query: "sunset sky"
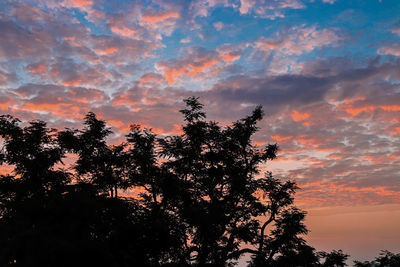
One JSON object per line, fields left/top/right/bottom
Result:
{"left": 1, "top": 0, "right": 400, "bottom": 263}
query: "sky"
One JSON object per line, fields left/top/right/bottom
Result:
{"left": 0, "top": 0, "right": 400, "bottom": 263}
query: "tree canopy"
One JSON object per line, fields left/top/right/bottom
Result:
{"left": 0, "top": 97, "right": 394, "bottom": 266}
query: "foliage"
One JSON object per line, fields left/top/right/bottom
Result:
{"left": 354, "top": 250, "right": 400, "bottom": 267}
{"left": 319, "top": 249, "right": 349, "bottom": 267}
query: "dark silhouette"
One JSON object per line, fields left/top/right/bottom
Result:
{"left": 318, "top": 250, "right": 349, "bottom": 267}
{"left": 58, "top": 112, "right": 129, "bottom": 198}
{"left": 0, "top": 97, "right": 395, "bottom": 266}
{"left": 354, "top": 250, "right": 400, "bottom": 267}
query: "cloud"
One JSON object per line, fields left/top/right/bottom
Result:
{"left": 180, "top": 37, "right": 192, "bottom": 44}
{"left": 391, "top": 26, "right": 400, "bottom": 36}
{"left": 26, "top": 58, "right": 116, "bottom": 88}
{"left": 254, "top": 25, "right": 342, "bottom": 55}
{"left": 291, "top": 110, "right": 310, "bottom": 121}
{"left": 0, "top": 2, "right": 163, "bottom": 93}
{"left": 0, "top": 69, "right": 17, "bottom": 86}
{"left": 239, "top": 0, "right": 305, "bottom": 19}
{"left": 2, "top": 57, "right": 400, "bottom": 208}
{"left": 156, "top": 46, "right": 242, "bottom": 83}
{"left": 213, "top": 21, "right": 225, "bottom": 31}
{"left": 250, "top": 25, "right": 343, "bottom": 73}
{"left": 202, "top": 58, "right": 400, "bottom": 206}
{"left": 60, "top": 0, "right": 105, "bottom": 22}
{"left": 2, "top": 84, "right": 108, "bottom": 121}
{"left": 1, "top": 0, "right": 400, "bottom": 210}
{"left": 142, "top": 10, "right": 180, "bottom": 23}
{"left": 186, "top": 0, "right": 305, "bottom": 21}
{"left": 378, "top": 43, "right": 400, "bottom": 57}
{"left": 322, "top": 0, "right": 336, "bottom": 4}
{"left": 61, "top": 0, "right": 93, "bottom": 11}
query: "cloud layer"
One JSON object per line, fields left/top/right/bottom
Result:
{"left": 1, "top": 0, "right": 400, "bottom": 212}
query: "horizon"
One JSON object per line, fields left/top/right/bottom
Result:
{"left": 1, "top": 0, "right": 400, "bottom": 265}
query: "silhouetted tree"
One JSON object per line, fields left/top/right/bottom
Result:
{"left": 272, "top": 244, "right": 319, "bottom": 267}
{"left": 0, "top": 115, "right": 162, "bottom": 267}
{"left": 58, "top": 112, "right": 128, "bottom": 197}
{"left": 0, "top": 115, "right": 127, "bottom": 266}
{"left": 319, "top": 249, "right": 349, "bottom": 267}
{"left": 125, "top": 124, "right": 188, "bottom": 265}
{"left": 0, "top": 98, "right": 328, "bottom": 266}
{"left": 158, "top": 97, "right": 310, "bottom": 266}
{"left": 353, "top": 260, "right": 374, "bottom": 267}
{"left": 0, "top": 115, "right": 69, "bottom": 198}
{"left": 354, "top": 250, "right": 400, "bottom": 267}
{"left": 375, "top": 250, "right": 400, "bottom": 267}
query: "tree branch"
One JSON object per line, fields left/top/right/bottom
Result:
{"left": 227, "top": 248, "right": 258, "bottom": 260}
{"left": 258, "top": 208, "right": 276, "bottom": 253}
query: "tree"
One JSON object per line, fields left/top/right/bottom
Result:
{"left": 0, "top": 115, "right": 157, "bottom": 266}
{"left": 272, "top": 244, "right": 319, "bottom": 267}
{"left": 0, "top": 115, "right": 69, "bottom": 199}
{"left": 354, "top": 250, "right": 400, "bottom": 267}
{"left": 353, "top": 260, "right": 374, "bottom": 267}
{"left": 58, "top": 112, "right": 129, "bottom": 197}
{"left": 159, "top": 97, "right": 308, "bottom": 265}
{"left": 125, "top": 124, "right": 188, "bottom": 265}
{"left": 0, "top": 97, "right": 320, "bottom": 266}
{"left": 319, "top": 249, "right": 349, "bottom": 267}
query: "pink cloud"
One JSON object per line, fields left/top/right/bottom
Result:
{"left": 291, "top": 110, "right": 310, "bottom": 122}
{"left": 60, "top": 0, "right": 105, "bottom": 22}
{"left": 322, "top": 0, "right": 336, "bottom": 4}
{"left": 391, "top": 26, "right": 400, "bottom": 36}
{"left": 156, "top": 46, "right": 242, "bottom": 83}
{"left": 142, "top": 10, "right": 180, "bottom": 23}
{"left": 378, "top": 43, "right": 400, "bottom": 56}
{"left": 26, "top": 58, "right": 116, "bottom": 88}
{"left": 61, "top": 0, "right": 93, "bottom": 10}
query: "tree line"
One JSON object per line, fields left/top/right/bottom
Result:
{"left": 0, "top": 97, "right": 398, "bottom": 266}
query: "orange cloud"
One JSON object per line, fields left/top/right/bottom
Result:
{"left": 94, "top": 46, "right": 118, "bottom": 55}
{"left": 71, "top": 0, "right": 92, "bottom": 6}
{"left": 271, "top": 134, "right": 293, "bottom": 143}
{"left": 156, "top": 46, "right": 241, "bottom": 84}
{"left": 392, "top": 127, "right": 400, "bottom": 134}
{"left": 18, "top": 102, "right": 86, "bottom": 119}
{"left": 110, "top": 25, "right": 138, "bottom": 38}
{"left": 61, "top": 78, "right": 84, "bottom": 87}
{"left": 61, "top": 0, "right": 93, "bottom": 12}
{"left": 112, "top": 94, "right": 140, "bottom": 107}
{"left": 27, "top": 63, "right": 48, "bottom": 75}
{"left": 220, "top": 52, "right": 241, "bottom": 62}
{"left": 142, "top": 11, "right": 179, "bottom": 23}
{"left": 255, "top": 39, "right": 282, "bottom": 51}
{"left": 344, "top": 105, "right": 400, "bottom": 116}
{"left": 138, "top": 73, "right": 165, "bottom": 86}
{"left": 291, "top": 110, "right": 310, "bottom": 121}
{"left": 157, "top": 58, "right": 220, "bottom": 84}
{"left": 0, "top": 100, "right": 15, "bottom": 111}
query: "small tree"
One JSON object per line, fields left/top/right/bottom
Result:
{"left": 375, "top": 250, "right": 400, "bottom": 267}
{"left": 320, "top": 249, "right": 349, "bottom": 267}
{"left": 354, "top": 250, "right": 400, "bottom": 267}
{"left": 0, "top": 115, "right": 69, "bottom": 199}
{"left": 58, "top": 112, "right": 128, "bottom": 197}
